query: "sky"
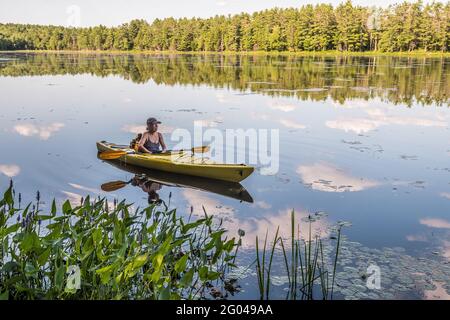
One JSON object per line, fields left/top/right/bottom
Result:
{"left": 0, "top": 0, "right": 433, "bottom": 27}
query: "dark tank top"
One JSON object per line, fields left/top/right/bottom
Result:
{"left": 144, "top": 133, "right": 161, "bottom": 153}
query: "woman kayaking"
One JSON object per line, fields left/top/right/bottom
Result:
{"left": 138, "top": 117, "right": 167, "bottom": 154}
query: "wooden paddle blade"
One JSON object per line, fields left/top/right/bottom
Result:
{"left": 191, "top": 145, "right": 210, "bottom": 153}
{"left": 101, "top": 180, "right": 128, "bottom": 192}
{"left": 98, "top": 151, "right": 127, "bottom": 160}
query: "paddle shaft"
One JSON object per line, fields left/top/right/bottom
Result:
{"left": 99, "top": 146, "right": 210, "bottom": 160}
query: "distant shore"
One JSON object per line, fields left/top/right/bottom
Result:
{"left": 1, "top": 50, "right": 449, "bottom": 58}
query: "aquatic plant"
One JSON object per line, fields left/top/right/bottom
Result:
{"left": 0, "top": 183, "right": 239, "bottom": 300}
{"left": 255, "top": 210, "right": 347, "bottom": 300}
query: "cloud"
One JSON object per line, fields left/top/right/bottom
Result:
{"left": 182, "top": 189, "right": 235, "bottom": 216}
{"left": 270, "top": 104, "right": 296, "bottom": 112}
{"left": 250, "top": 112, "right": 270, "bottom": 121}
{"left": 419, "top": 218, "right": 450, "bottom": 229}
{"left": 121, "top": 124, "right": 174, "bottom": 134}
{"left": 13, "top": 122, "right": 65, "bottom": 140}
{"left": 279, "top": 119, "right": 306, "bottom": 129}
{"left": 253, "top": 201, "right": 272, "bottom": 210}
{"left": 424, "top": 281, "right": 450, "bottom": 300}
{"left": 216, "top": 93, "right": 229, "bottom": 103}
{"left": 68, "top": 183, "right": 102, "bottom": 194}
{"left": 442, "top": 240, "right": 450, "bottom": 260}
{"left": 440, "top": 192, "right": 450, "bottom": 200}
{"left": 0, "top": 164, "right": 21, "bottom": 177}
{"left": 61, "top": 191, "right": 84, "bottom": 206}
{"left": 297, "top": 162, "right": 380, "bottom": 192}
{"left": 194, "top": 117, "right": 223, "bottom": 128}
{"left": 121, "top": 124, "right": 146, "bottom": 135}
{"left": 406, "top": 234, "right": 428, "bottom": 242}
{"left": 61, "top": 190, "right": 116, "bottom": 210}
{"left": 325, "top": 118, "right": 381, "bottom": 134}
{"left": 326, "top": 109, "right": 447, "bottom": 134}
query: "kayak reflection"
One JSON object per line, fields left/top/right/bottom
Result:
{"left": 100, "top": 159, "right": 254, "bottom": 203}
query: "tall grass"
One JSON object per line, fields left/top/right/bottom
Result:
{"left": 255, "top": 210, "right": 346, "bottom": 300}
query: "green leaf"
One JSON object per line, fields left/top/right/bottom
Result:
{"left": 55, "top": 265, "right": 66, "bottom": 290}
{"left": 223, "top": 238, "right": 235, "bottom": 252}
{"left": 2, "top": 223, "right": 19, "bottom": 237}
{"left": 25, "top": 262, "right": 38, "bottom": 277}
{"left": 158, "top": 285, "right": 171, "bottom": 300}
{"left": 199, "top": 266, "right": 208, "bottom": 281}
{"left": 153, "top": 253, "right": 164, "bottom": 270}
{"left": 159, "top": 235, "right": 173, "bottom": 255}
{"left": 51, "top": 199, "right": 57, "bottom": 216}
{"left": 133, "top": 254, "right": 148, "bottom": 269}
{"left": 62, "top": 200, "right": 72, "bottom": 214}
{"left": 180, "top": 268, "right": 194, "bottom": 288}
{"left": 0, "top": 290, "right": 8, "bottom": 300}
{"left": 36, "top": 215, "right": 53, "bottom": 221}
{"left": 96, "top": 265, "right": 114, "bottom": 285}
{"left": 2, "top": 261, "right": 18, "bottom": 273}
{"left": 174, "top": 254, "right": 188, "bottom": 274}
{"left": 82, "top": 236, "right": 94, "bottom": 254}
{"left": 92, "top": 228, "right": 102, "bottom": 246}
{"left": 38, "top": 247, "right": 52, "bottom": 266}
{"left": 2, "top": 235, "right": 8, "bottom": 257}
{"left": 20, "top": 232, "right": 40, "bottom": 253}
{"left": 181, "top": 221, "right": 202, "bottom": 234}
{"left": 3, "top": 187, "right": 13, "bottom": 206}
{"left": 150, "top": 269, "right": 162, "bottom": 283}
{"left": 207, "top": 271, "right": 220, "bottom": 281}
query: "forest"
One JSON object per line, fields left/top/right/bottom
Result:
{"left": 0, "top": 1, "right": 449, "bottom": 52}
{"left": 1, "top": 53, "right": 447, "bottom": 106}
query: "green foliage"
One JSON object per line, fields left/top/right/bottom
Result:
{"left": 0, "top": 1, "right": 447, "bottom": 53}
{"left": 0, "top": 185, "right": 239, "bottom": 300}
{"left": 0, "top": 53, "right": 447, "bottom": 107}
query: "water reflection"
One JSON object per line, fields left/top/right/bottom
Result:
{"left": 297, "top": 162, "right": 380, "bottom": 192}
{"left": 0, "top": 53, "right": 448, "bottom": 106}
{"left": 420, "top": 218, "right": 450, "bottom": 229}
{"left": 100, "top": 159, "right": 254, "bottom": 203}
{"left": 326, "top": 109, "right": 448, "bottom": 134}
{"left": 182, "top": 188, "right": 330, "bottom": 249}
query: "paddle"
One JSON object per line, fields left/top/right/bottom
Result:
{"left": 101, "top": 179, "right": 132, "bottom": 192}
{"left": 98, "top": 145, "right": 210, "bottom": 161}
{"left": 98, "top": 151, "right": 128, "bottom": 160}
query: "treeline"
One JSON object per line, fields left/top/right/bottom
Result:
{"left": 0, "top": 1, "right": 449, "bottom": 52}
{"left": 0, "top": 53, "right": 448, "bottom": 106}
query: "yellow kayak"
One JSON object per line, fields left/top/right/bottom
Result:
{"left": 96, "top": 141, "right": 254, "bottom": 183}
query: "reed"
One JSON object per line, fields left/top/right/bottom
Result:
{"left": 255, "top": 210, "right": 347, "bottom": 300}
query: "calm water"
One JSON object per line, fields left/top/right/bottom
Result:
{"left": 0, "top": 53, "right": 449, "bottom": 299}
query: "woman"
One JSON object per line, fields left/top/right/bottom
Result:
{"left": 138, "top": 117, "right": 167, "bottom": 154}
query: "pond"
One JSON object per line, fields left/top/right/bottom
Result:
{"left": 0, "top": 52, "right": 449, "bottom": 299}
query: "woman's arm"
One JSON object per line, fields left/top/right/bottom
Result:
{"left": 159, "top": 133, "right": 167, "bottom": 152}
{"left": 138, "top": 133, "right": 151, "bottom": 153}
